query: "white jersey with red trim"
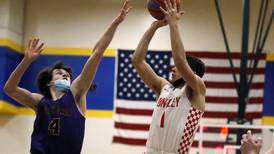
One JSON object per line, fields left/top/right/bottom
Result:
{"left": 145, "top": 84, "right": 204, "bottom": 154}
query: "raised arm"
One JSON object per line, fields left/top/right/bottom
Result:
{"left": 132, "top": 20, "right": 169, "bottom": 96}
{"left": 241, "top": 130, "right": 274, "bottom": 154}
{"left": 160, "top": 0, "right": 205, "bottom": 95}
{"left": 70, "top": 1, "right": 131, "bottom": 110}
{"left": 3, "top": 39, "right": 44, "bottom": 111}
{"left": 240, "top": 130, "right": 262, "bottom": 154}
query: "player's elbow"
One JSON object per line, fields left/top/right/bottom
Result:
{"left": 131, "top": 55, "right": 139, "bottom": 66}
{"left": 131, "top": 55, "right": 142, "bottom": 65}
{"left": 3, "top": 84, "right": 13, "bottom": 96}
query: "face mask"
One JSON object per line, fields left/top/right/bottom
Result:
{"left": 54, "top": 79, "right": 70, "bottom": 92}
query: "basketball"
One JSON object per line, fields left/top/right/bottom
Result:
{"left": 147, "top": 0, "right": 181, "bottom": 20}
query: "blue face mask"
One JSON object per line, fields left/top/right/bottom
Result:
{"left": 54, "top": 79, "right": 71, "bottom": 92}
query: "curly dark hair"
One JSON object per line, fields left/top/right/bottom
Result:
{"left": 186, "top": 55, "right": 205, "bottom": 78}
{"left": 36, "top": 61, "right": 72, "bottom": 99}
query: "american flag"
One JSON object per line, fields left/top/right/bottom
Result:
{"left": 113, "top": 50, "right": 265, "bottom": 153}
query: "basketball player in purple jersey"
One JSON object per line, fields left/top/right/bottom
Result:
{"left": 3, "top": 1, "right": 131, "bottom": 154}
{"left": 132, "top": 0, "right": 205, "bottom": 153}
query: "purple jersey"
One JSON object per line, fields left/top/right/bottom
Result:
{"left": 30, "top": 90, "right": 85, "bottom": 154}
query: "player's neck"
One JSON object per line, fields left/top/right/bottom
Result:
{"left": 50, "top": 88, "right": 66, "bottom": 101}
{"left": 171, "top": 78, "right": 185, "bottom": 89}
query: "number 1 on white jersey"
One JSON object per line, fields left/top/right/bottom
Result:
{"left": 160, "top": 111, "right": 165, "bottom": 128}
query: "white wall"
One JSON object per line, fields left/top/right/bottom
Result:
{"left": 0, "top": 116, "right": 35, "bottom": 154}
{"left": 23, "top": 0, "right": 274, "bottom": 51}
{"left": 0, "top": 116, "right": 145, "bottom": 154}
{"left": 0, "top": 0, "right": 9, "bottom": 29}
{"left": 0, "top": 0, "right": 24, "bottom": 43}
{"left": 1, "top": 0, "right": 274, "bottom": 154}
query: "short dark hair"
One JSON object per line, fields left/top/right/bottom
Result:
{"left": 36, "top": 61, "right": 72, "bottom": 99}
{"left": 186, "top": 55, "right": 205, "bottom": 78}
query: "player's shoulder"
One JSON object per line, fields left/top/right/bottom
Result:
{"left": 159, "top": 77, "right": 171, "bottom": 88}
{"left": 152, "top": 77, "right": 170, "bottom": 97}
{"left": 158, "top": 78, "right": 171, "bottom": 92}
{"left": 31, "top": 93, "right": 43, "bottom": 102}
{"left": 196, "top": 76, "right": 206, "bottom": 95}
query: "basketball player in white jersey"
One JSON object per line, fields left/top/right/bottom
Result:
{"left": 132, "top": 0, "right": 206, "bottom": 153}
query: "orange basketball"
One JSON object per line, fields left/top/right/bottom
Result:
{"left": 147, "top": 0, "right": 181, "bottom": 20}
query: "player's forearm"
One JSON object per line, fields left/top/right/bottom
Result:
{"left": 132, "top": 25, "right": 158, "bottom": 63}
{"left": 78, "top": 53, "right": 101, "bottom": 90}
{"left": 75, "top": 21, "right": 120, "bottom": 91}
{"left": 92, "top": 21, "right": 120, "bottom": 57}
{"left": 169, "top": 24, "right": 187, "bottom": 66}
{"left": 4, "top": 58, "right": 33, "bottom": 93}
{"left": 243, "top": 151, "right": 259, "bottom": 154}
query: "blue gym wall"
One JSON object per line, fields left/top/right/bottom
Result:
{"left": 1, "top": 41, "right": 274, "bottom": 123}
{"left": 263, "top": 56, "right": 274, "bottom": 123}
